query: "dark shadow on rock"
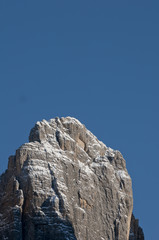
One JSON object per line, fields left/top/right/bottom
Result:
{"left": 22, "top": 196, "right": 77, "bottom": 240}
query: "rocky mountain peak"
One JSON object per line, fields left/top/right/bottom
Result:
{"left": 0, "top": 117, "right": 144, "bottom": 240}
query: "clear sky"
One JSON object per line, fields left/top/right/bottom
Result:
{"left": 0, "top": 1, "right": 158, "bottom": 238}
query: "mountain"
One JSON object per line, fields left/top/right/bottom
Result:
{"left": 0, "top": 117, "right": 144, "bottom": 240}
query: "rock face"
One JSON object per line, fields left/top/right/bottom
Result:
{"left": 0, "top": 117, "right": 144, "bottom": 240}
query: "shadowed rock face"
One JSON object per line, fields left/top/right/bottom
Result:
{"left": 0, "top": 117, "right": 144, "bottom": 240}
{"left": 129, "top": 214, "right": 144, "bottom": 240}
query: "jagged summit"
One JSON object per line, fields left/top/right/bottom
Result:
{"left": 0, "top": 117, "right": 144, "bottom": 240}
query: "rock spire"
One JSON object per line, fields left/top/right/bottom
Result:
{"left": 0, "top": 117, "right": 144, "bottom": 239}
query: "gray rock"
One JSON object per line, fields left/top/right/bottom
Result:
{"left": 0, "top": 117, "right": 144, "bottom": 239}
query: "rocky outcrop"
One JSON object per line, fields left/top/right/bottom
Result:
{"left": 129, "top": 214, "right": 144, "bottom": 240}
{"left": 0, "top": 117, "right": 144, "bottom": 239}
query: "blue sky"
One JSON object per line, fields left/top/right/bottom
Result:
{"left": 0, "top": 1, "right": 159, "bottom": 238}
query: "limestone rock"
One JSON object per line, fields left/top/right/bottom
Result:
{"left": 0, "top": 117, "right": 144, "bottom": 239}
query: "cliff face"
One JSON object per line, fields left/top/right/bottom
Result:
{"left": 0, "top": 117, "right": 144, "bottom": 240}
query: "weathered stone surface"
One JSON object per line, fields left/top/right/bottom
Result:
{"left": 0, "top": 117, "right": 144, "bottom": 239}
